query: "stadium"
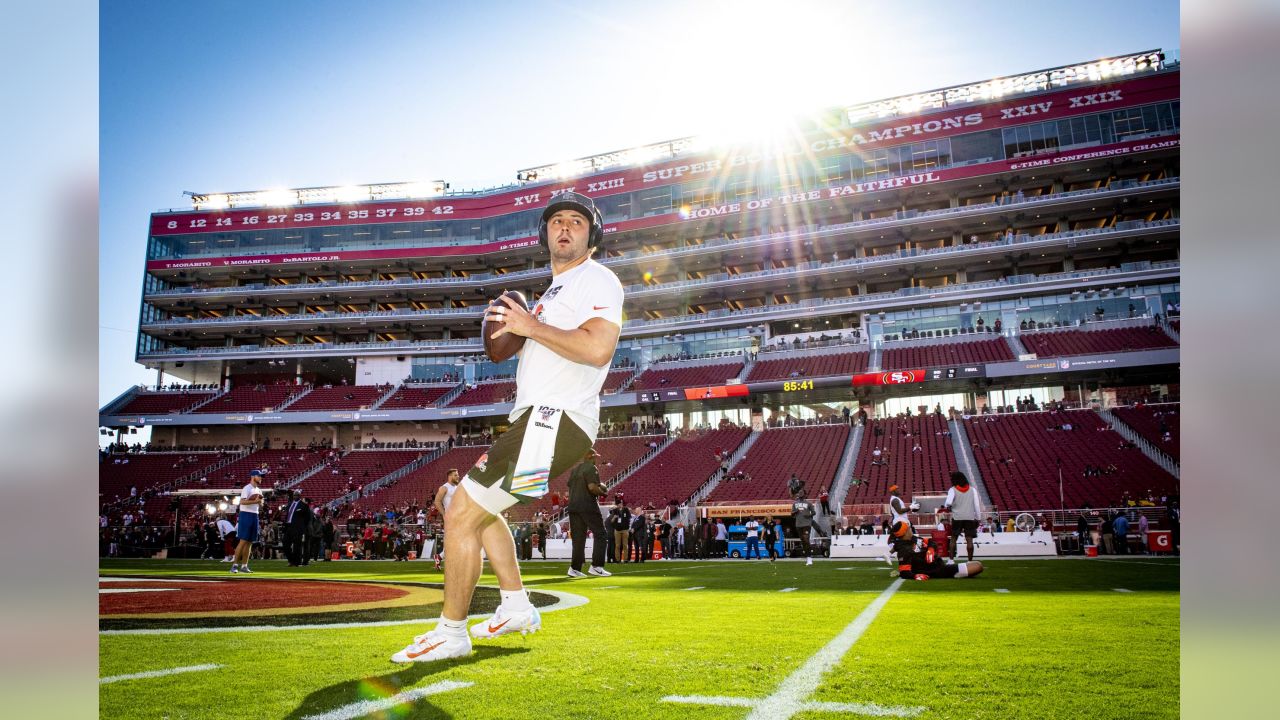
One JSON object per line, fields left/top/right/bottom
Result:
{"left": 99, "top": 49, "right": 1180, "bottom": 719}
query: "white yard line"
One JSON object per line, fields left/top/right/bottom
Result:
{"left": 779, "top": 587, "right": 798, "bottom": 593}
{"left": 1113, "top": 588, "right": 1134, "bottom": 593}
{"left": 994, "top": 588, "right": 1011, "bottom": 593}
{"left": 662, "top": 578, "right": 922, "bottom": 719}
{"left": 683, "top": 586, "right": 706, "bottom": 591}
{"left": 301, "top": 680, "right": 473, "bottom": 720}
{"left": 100, "top": 664, "right": 221, "bottom": 685}
{"left": 99, "top": 588, "right": 181, "bottom": 594}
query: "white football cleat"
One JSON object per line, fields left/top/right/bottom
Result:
{"left": 230, "top": 565, "right": 238, "bottom": 574}
{"left": 587, "top": 566, "right": 612, "bottom": 577}
{"left": 391, "top": 628, "right": 472, "bottom": 663}
{"left": 240, "top": 566, "right": 253, "bottom": 574}
{"left": 470, "top": 605, "right": 541, "bottom": 639}
{"left": 566, "top": 568, "right": 587, "bottom": 578}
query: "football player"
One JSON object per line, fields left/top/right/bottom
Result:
{"left": 889, "top": 520, "right": 984, "bottom": 581}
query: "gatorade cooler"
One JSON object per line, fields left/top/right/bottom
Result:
{"left": 931, "top": 528, "right": 950, "bottom": 558}
{"left": 1148, "top": 530, "right": 1173, "bottom": 554}
{"left": 1085, "top": 545, "right": 1099, "bottom": 557}
{"left": 331, "top": 551, "right": 340, "bottom": 561}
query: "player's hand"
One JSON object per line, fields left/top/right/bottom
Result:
{"left": 913, "top": 574, "right": 930, "bottom": 581}
{"left": 485, "top": 294, "right": 537, "bottom": 339}
{"left": 909, "top": 501, "right": 921, "bottom": 511}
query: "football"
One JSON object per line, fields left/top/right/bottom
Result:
{"left": 482, "top": 290, "right": 529, "bottom": 363}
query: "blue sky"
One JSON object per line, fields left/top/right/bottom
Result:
{"left": 99, "top": 0, "right": 1179, "bottom": 409}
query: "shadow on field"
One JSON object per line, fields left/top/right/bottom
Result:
{"left": 283, "top": 646, "right": 528, "bottom": 720}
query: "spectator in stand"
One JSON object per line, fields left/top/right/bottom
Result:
{"left": 787, "top": 473, "right": 806, "bottom": 499}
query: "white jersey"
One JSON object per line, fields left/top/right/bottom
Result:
{"left": 889, "top": 495, "right": 909, "bottom": 522}
{"left": 216, "top": 518, "right": 235, "bottom": 538}
{"left": 239, "top": 482, "right": 261, "bottom": 514}
{"left": 512, "top": 258, "right": 624, "bottom": 440}
{"left": 441, "top": 481, "right": 459, "bottom": 512}
{"left": 945, "top": 485, "right": 983, "bottom": 521}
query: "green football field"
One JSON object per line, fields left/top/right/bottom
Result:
{"left": 99, "top": 556, "right": 1179, "bottom": 719}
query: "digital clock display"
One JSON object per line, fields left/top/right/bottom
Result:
{"left": 782, "top": 380, "right": 815, "bottom": 392}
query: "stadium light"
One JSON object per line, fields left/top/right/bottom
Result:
{"left": 260, "top": 189, "right": 298, "bottom": 207}
{"left": 205, "top": 504, "right": 216, "bottom": 515}
{"left": 333, "top": 185, "right": 368, "bottom": 203}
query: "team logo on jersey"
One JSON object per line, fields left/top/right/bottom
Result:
{"left": 533, "top": 303, "right": 545, "bottom": 322}
{"left": 475, "top": 453, "right": 488, "bottom": 472}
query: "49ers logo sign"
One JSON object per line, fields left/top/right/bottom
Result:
{"left": 851, "top": 369, "right": 925, "bottom": 387}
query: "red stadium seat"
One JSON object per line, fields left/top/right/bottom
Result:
{"left": 607, "top": 427, "right": 751, "bottom": 508}
{"left": 705, "top": 424, "right": 850, "bottom": 503}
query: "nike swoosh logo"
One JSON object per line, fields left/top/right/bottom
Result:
{"left": 593, "top": 306, "right": 608, "bottom": 310}
{"left": 407, "top": 641, "right": 445, "bottom": 658}
{"left": 487, "top": 619, "right": 511, "bottom": 634}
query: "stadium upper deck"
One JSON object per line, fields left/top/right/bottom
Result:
{"left": 107, "top": 50, "right": 1179, "bottom": 439}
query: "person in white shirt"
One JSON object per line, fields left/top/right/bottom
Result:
{"left": 430, "top": 468, "right": 461, "bottom": 570}
{"left": 393, "top": 192, "right": 623, "bottom": 664}
{"left": 231, "top": 469, "right": 266, "bottom": 574}
{"left": 216, "top": 514, "right": 237, "bottom": 562}
{"left": 942, "top": 471, "right": 984, "bottom": 562}
{"left": 744, "top": 517, "right": 761, "bottom": 559}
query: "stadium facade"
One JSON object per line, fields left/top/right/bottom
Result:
{"left": 100, "top": 50, "right": 1179, "bottom": 521}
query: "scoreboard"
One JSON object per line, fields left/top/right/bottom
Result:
{"left": 636, "top": 365, "right": 984, "bottom": 403}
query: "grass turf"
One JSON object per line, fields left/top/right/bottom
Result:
{"left": 99, "top": 557, "right": 1178, "bottom": 719}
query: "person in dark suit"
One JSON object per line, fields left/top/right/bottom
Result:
{"left": 629, "top": 510, "right": 648, "bottom": 563}
{"left": 283, "top": 491, "right": 312, "bottom": 566}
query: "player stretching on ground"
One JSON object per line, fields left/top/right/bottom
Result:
{"left": 889, "top": 519, "right": 984, "bottom": 580}
{"left": 392, "top": 192, "right": 623, "bottom": 663}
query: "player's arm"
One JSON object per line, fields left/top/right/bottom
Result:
{"left": 527, "top": 316, "right": 620, "bottom": 368}
{"left": 942, "top": 486, "right": 956, "bottom": 510}
{"left": 488, "top": 293, "right": 620, "bottom": 367}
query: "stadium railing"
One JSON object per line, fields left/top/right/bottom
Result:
{"left": 136, "top": 260, "right": 1180, "bottom": 361}
{"left": 144, "top": 176, "right": 1179, "bottom": 300}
